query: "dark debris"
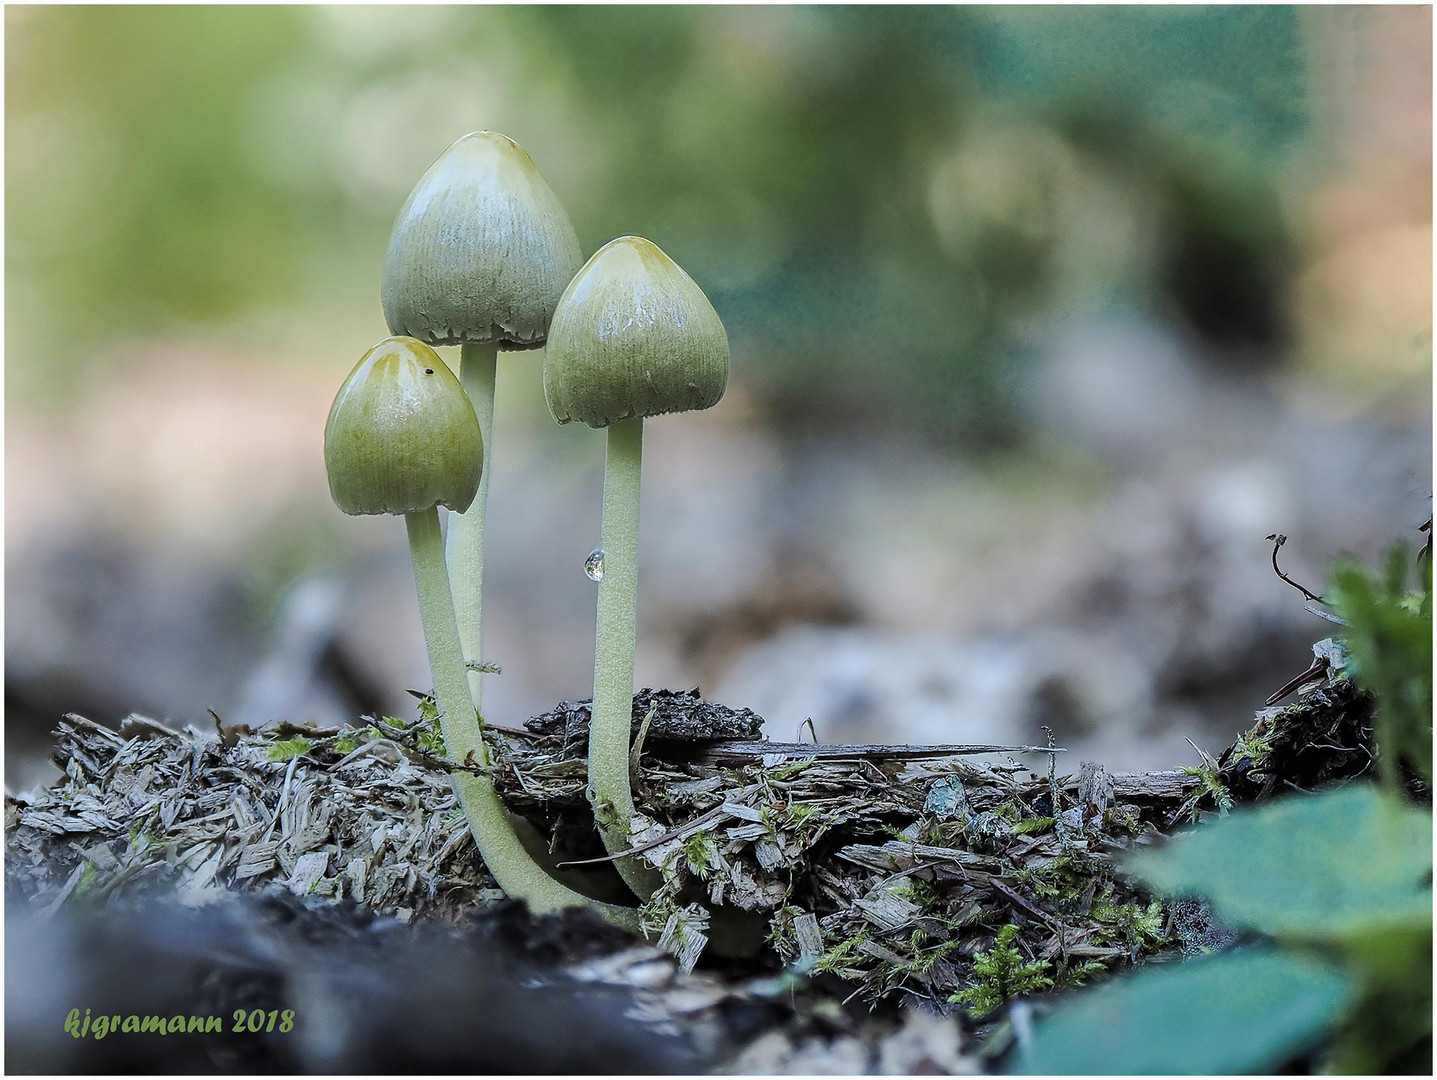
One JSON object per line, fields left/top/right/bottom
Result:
{"left": 525, "top": 686, "right": 766, "bottom": 743}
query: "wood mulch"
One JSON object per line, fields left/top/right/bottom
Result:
{"left": 5, "top": 641, "right": 1374, "bottom": 1071}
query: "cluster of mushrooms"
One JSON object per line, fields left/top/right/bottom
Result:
{"left": 323, "top": 133, "right": 729, "bottom": 931}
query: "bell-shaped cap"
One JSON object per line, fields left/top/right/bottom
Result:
{"left": 325, "top": 337, "right": 483, "bottom": 515}
{"left": 543, "top": 237, "right": 729, "bottom": 428}
{"left": 381, "top": 132, "right": 583, "bottom": 348}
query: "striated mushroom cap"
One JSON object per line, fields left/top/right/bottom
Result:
{"left": 324, "top": 336, "right": 483, "bottom": 515}
{"left": 543, "top": 236, "right": 729, "bottom": 428}
{"left": 381, "top": 132, "right": 583, "bottom": 348}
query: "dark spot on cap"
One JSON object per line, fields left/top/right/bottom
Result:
{"left": 424, "top": 368, "right": 435, "bottom": 375}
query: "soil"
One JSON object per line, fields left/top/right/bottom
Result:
{"left": 5, "top": 644, "right": 1377, "bottom": 1073}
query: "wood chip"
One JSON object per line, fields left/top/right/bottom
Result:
{"left": 794, "top": 912, "right": 824, "bottom": 962}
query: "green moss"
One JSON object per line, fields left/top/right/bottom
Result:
{"left": 683, "top": 830, "right": 717, "bottom": 880}
{"left": 815, "top": 930, "right": 869, "bottom": 976}
{"left": 1180, "top": 761, "right": 1234, "bottom": 819}
{"left": 402, "top": 691, "right": 443, "bottom": 728}
{"left": 766, "top": 905, "right": 803, "bottom": 953}
{"left": 1014, "top": 855, "right": 1075, "bottom": 901}
{"left": 949, "top": 924, "right": 1053, "bottom": 1016}
{"left": 637, "top": 887, "right": 680, "bottom": 934}
{"left": 1229, "top": 728, "right": 1272, "bottom": 768}
{"left": 903, "top": 928, "right": 962, "bottom": 975}
{"left": 785, "top": 802, "right": 817, "bottom": 826}
{"left": 1013, "top": 815, "right": 1057, "bottom": 835}
{"left": 925, "top": 820, "right": 963, "bottom": 845}
{"left": 1092, "top": 898, "right": 1168, "bottom": 949}
{"left": 1103, "top": 804, "right": 1146, "bottom": 836}
{"left": 767, "top": 756, "right": 817, "bottom": 781}
{"left": 1056, "top": 958, "right": 1111, "bottom": 989}
{"left": 416, "top": 723, "right": 446, "bottom": 757}
{"left": 71, "top": 860, "right": 100, "bottom": 899}
{"left": 892, "top": 877, "right": 940, "bottom": 907}
{"left": 992, "top": 800, "right": 1022, "bottom": 823}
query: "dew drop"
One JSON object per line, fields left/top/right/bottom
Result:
{"left": 583, "top": 547, "right": 605, "bottom": 582}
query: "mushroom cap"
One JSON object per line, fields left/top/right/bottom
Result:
{"left": 324, "top": 337, "right": 483, "bottom": 516}
{"left": 543, "top": 236, "right": 729, "bottom": 428}
{"left": 381, "top": 132, "right": 583, "bottom": 348}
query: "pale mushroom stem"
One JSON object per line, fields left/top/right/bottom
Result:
{"left": 406, "top": 506, "right": 641, "bottom": 929}
{"left": 446, "top": 341, "right": 499, "bottom": 709}
{"left": 589, "top": 417, "right": 664, "bottom": 899}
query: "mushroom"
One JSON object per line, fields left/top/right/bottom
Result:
{"left": 325, "top": 335, "right": 637, "bottom": 927}
{"left": 544, "top": 237, "right": 730, "bottom": 897}
{"left": 381, "top": 131, "right": 583, "bottom": 710}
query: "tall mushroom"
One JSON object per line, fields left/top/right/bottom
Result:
{"left": 325, "top": 335, "right": 637, "bottom": 927}
{"left": 544, "top": 237, "right": 730, "bottom": 897}
{"left": 381, "top": 131, "right": 583, "bottom": 711}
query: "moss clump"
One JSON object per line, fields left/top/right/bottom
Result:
{"left": 948, "top": 925, "right": 1053, "bottom": 1016}
{"left": 1091, "top": 897, "right": 1168, "bottom": 951}
{"left": 683, "top": 831, "right": 718, "bottom": 880}
{"left": 814, "top": 930, "right": 869, "bottom": 979}
{"left": 1179, "top": 758, "right": 1234, "bottom": 820}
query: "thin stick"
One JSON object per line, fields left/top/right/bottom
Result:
{"left": 1265, "top": 533, "right": 1325, "bottom": 604}
{"left": 990, "top": 878, "right": 1065, "bottom": 931}
{"left": 556, "top": 804, "right": 730, "bottom": 868}
{"left": 681, "top": 741, "right": 1067, "bottom": 764}
{"left": 1264, "top": 657, "right": 1330, "bottom": 706}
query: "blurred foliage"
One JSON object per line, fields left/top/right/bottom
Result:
{"left": 8, "top": 6, "right": 1313, "bottom": 441}
{"left": 1329, "top": 542, "right": 1433, "bottom": 790}
{"left": 1017, "top": 946, "right": 1353, "bottom": 1075}
{"left": 1129, "top": 782, "right": 1432, "bottom": 944}
{"left": 1019, "top": 785, "right": 1432, "bottom": 1074}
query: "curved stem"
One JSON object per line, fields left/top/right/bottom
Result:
{"left": 446, "top": 342, "right": 498, "bottom": 710}
{"left": 589, "top": 418, "right": 663, "bottom": 898}
{"left": 406, "top": 507, "right": 639, "bottom": 930}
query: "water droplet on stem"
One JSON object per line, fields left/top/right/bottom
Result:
{"left": 584, "top": 547, "right": 605, "bottom": 582}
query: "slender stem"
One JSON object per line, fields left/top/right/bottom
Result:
{"left": 406, "top": 507, "right": 639, "bottom": 929}
{"left": 589, "top": 418, "right": 663, "bottom": 898}
{"left": 447, "top": 342, "right": 499, "bottom": 710}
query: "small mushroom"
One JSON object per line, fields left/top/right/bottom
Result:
{"left": 381, "top": 131, "right": 583, "bottom": 709}
{"left": 325, "top": 337, "right": 481, "bottom": 518}
{"left": 325, "top": 335, "right": 636, "bottom": 927}
{"left": 543, "top": 236, "right": 730, "bottom": 897}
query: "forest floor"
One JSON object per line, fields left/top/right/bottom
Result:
{"left": 5, "top": 646, "right": 1376, "bottom": 1073}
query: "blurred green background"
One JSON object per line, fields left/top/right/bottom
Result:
{"left": 1, "top": 6, "right": 1344, "bottom": 430}
{"left": 5, "top": 5, "right": 1431, "bottom": 782}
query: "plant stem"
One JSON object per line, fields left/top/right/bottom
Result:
{"left": 406, "top": 507, "right": 639, "bottom": 929}
{"left": 447, "top": 341, "right": 498, "bottom": 710}
{"left": 589, "top": 417, "right": 663, "bottom": 898}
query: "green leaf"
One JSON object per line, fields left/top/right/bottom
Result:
{"left": 1128, "top": 785, "right": 1432, "bottom": 941}
{"left": 265, "top": 737, "right": 313, "bottom": 762}
{"left": 1015, "top": 947, "right": 1353, "bottom": 1075}
{"left": 1329, "top": 544, "right": 1432, "bottom": 788}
